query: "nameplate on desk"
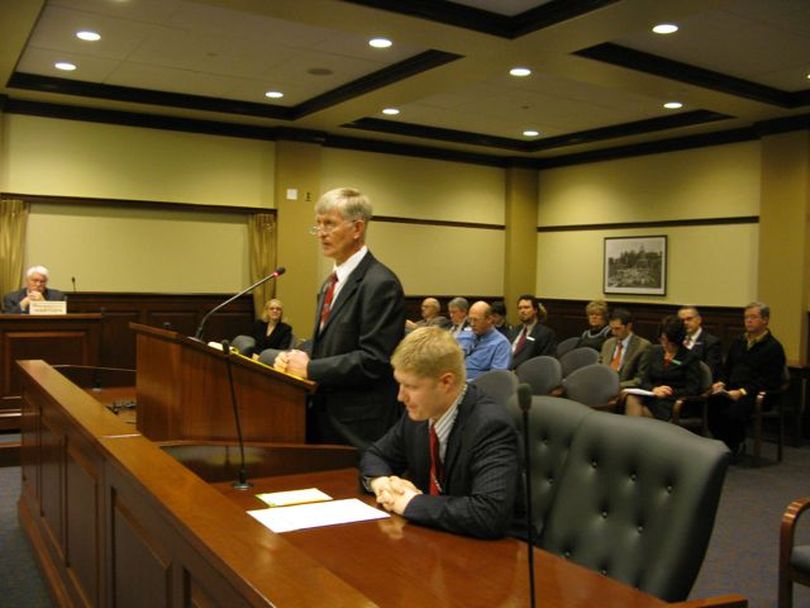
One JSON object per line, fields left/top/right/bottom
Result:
{"left": 29, "top": 301, "right": 67, "bottom": 315}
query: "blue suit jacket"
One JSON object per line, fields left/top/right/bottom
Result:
{"left": 360, "top": 384, "right": 520, "bottom": 539}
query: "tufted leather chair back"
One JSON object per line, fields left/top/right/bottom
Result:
{"left": 507, "top": 395, "right": 591, "bottom": 537}
{"left": 472, "top": 369, "right": 518, "bottom": 407}
{"left": 559, "top": 346, "right": 600, "bottom": 377}
{"left": 539, "top": 412, "right": 730, "bottom": 602}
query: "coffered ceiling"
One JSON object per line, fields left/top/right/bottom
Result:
{"left": 1, "top": 0, "right": 808, "bottom": 166}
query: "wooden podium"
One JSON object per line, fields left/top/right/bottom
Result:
{"left": 0, "top": 313, "right": 102, "bottom": 430}
{"left": 132, "top": 322, "right": 314, "bottom": 442}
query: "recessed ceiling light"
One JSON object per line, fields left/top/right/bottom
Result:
{"left": 264, "top": 90, "right": 284, "bottom": 99}
{"left": 652, "top": 23, "right": 679, "bottom": 34}
{"left": 663, "top": 101, "right": 683, "bottom": 109}
{"left": 369, "top": 37, "right": 392, "bottom": 49}
{"left": 509, "top": 67, "right": 532, "bottom": 77}
{"left": 523, "top": 130, "right": 540, "bottom": 137}
{"left": 76, "top": 30, "right": 101, "bottom": 42}
{"left": 54, "top": 61, "right": 77, "bottom": 71}
{"left": 382, "top": 108, "right": 400, "bottom": 116}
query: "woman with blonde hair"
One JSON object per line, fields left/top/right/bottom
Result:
{"left": 250, "top": 298, "right": 293, "bottom": 355}
{"left": 576, "top": 299, "right": 612, "bottom": 351}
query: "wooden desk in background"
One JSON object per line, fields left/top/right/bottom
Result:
{"left": 0, "top": 313, "right": 101, "bottom": 431}
{"left": 17, "top": 360, "right": 746, "bottom": 608}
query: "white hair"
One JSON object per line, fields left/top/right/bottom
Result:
{"left": 26, "top": 265, "right": 49, "bottom": 279}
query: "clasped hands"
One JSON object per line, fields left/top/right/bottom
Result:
{"left": 369, "top": 475, "right": 422, "bottom": 515}
{"left": 273, "top": 349, "right": 310, "bottom": 378}
{"left": 711, "top": 381, "right": 743, "bottom": 401}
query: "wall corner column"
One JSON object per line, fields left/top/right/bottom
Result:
{"left": 758, "top": 130, "right": 810, "bottom": 363}
{"left": 503, "top": 166, "right": 539, "bottom": 312}
{"left": 274, "top": 140, "right": 322, "bottom": 338}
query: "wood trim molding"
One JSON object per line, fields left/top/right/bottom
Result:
{"left": 373, "top": 216, "right": 503, "bottom": 230}
{"left": 536, "top": 216, "right": 758, "bottom": 233}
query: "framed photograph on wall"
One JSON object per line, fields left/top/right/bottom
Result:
{"left": 603, "top": 235, "right": 667, "bottom": 296}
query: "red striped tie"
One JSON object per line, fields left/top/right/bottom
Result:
{"left": 319, "top": 272, "right": 338, "bottom": 329}
{"left": 429, "top": 424, "right": 443, "bottom": 496}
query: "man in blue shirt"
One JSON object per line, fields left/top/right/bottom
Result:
{"left": 456, "top": 300, "right": 511, "bottom": 380}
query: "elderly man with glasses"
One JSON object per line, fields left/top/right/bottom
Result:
{"left": 274, "top": 187, "right": 405, "bottom": 449}
{"left": 3, "top": 265, "right": 66, "bottom": 314}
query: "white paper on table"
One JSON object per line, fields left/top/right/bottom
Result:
{"left": 248, "top": 498, "right": 389, "bottom": 533}
{"left": 623, "top": 388, "right": 655, "bottom": 397}
{"left": 255, "top": 487, "right": 332, "bottom": 507}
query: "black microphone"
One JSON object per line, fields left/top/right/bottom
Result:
{"left": 222, "top": 340, "right": 252, "bottom": 490}
{"left": 71, "top": 276, "right": 77, "bottom": 292}
{"left": 194, "top": 267, "right": 286, "bottom": 340}
{"left": 517, "top": 382, "right": 536, "bottom": 608}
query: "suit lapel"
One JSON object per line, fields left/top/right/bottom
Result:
{"left": 317, "top": 252, "right": 374, "bottom": 336}
{"left": 442, "top": 390, "right": 472, "bottom": 485}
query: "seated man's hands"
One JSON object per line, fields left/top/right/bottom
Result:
{"left": 652, "top": 385, "right": 673, "bottom": 398}
{"left": 370, "top": 475, "right": 422, "bottom": 515}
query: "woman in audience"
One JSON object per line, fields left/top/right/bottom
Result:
{"left": 251, "top": 298, "right": 293, "bottom": 356}
{"left": 576, "top": 299, "right": 612, "bottom": 351}
{"left": 625, "top": 315, "right": 701, "bottom": 420}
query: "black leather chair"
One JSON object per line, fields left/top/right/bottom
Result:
{"left": 519, "top": 404, "right": 730, "bottom": 602}
{"left": 779, "top": 496, "right": 810, "bottom": 607}
{"left": 515, "top": 356, "right": 562, "bottom": 396}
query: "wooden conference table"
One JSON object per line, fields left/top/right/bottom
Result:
{"left": 17, "top": 360, "right": 745, "bottom": 608}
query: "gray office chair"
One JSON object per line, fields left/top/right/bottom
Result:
{"left": 515, "top": 356, "right": 562, "bottom": 396}
{"left": 561, "top": 363, "right": 620, "bottom": 411}
{"left": 539, "top": 412, "right": 730, "bottom": 602}
{"left": 779, "top": 496, "right": 810, "bottom": 607}
{"left": 472, "top": 369, "right": 518, "bottom": 408}
{"left": 558, "top": 346, "right": 599, "bottom": 378}
{"left": 555, "top": 336, "right": 579, "bottom": 359}
{"left": 231, "top": 334, "right": 256, "bottom": 355}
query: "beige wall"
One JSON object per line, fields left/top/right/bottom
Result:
{"left": 322, "top": 148, "right": 505, "bottom": 295}
{"left": 25, "top": 203, "right": 249, "bottom": 293}
{"left": 2, "top": 114, "right": 275, "bottom": 207}
{"left": 536, "top": 142, "right": 761, "bottom": 305}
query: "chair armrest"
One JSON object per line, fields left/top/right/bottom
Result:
{"left": 781, "top": 497, "right": 810, "bottom": 563}
{"left": 671, "top": 389, "right": 710, "bottom": 424}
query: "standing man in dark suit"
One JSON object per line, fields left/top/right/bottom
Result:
{"left": 678, "top": 305, "right": 723, "bottom": 379}
{"left": 2, "top": 265, "right": 66, "bottom": 314}
{"left": 509, "top": 294, "right": 556, "bottom": 369}
{"left": 276, "top": 187, "right": 405, "bottom": 449}
{"left": 360, "top": 327, "right": 520, "bottom": 539}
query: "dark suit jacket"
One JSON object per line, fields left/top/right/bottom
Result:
{"left": 600, "top": 333, "right": 651, "bottom": 388}
{"left": 307, "top": 251, "right": 404, "bottom": 448}
{"left": 250, "top": 320, "right": 293, "bottom": 354}
{"left": 720, "top": 331, "right": 786, "bottom": 396}
{"left": 687, "top": 329, "right": 723, "bottom": 380}
{"left": 2, "top": 287, "right": 66, "bottom": 314}
{"left": 509, "top": 323, "right": 556, "bottom": 370}
{"left": 359, "top": 384, "right": 520, "bottom": 539}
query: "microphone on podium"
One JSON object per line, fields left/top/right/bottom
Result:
{"left": 194, "top": 267, "right": 286, "bottom": 340}
{"left": 517, "top": 382, "right": 537, "bottom": 608}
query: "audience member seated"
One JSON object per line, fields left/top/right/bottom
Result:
{"left": 447, "top": 296, "right": 471, "bottom": 338}
{"left": 250, "top": 298, "right": 293, "bottom": 356}
{"left": 490, "top": 300, "right": 512, "bottom": 338}
{"left": 509, "top": 294, "right": 556, "bottom": 370}
{"left": 359, "top": 326, "right": 520, "bottom": 539}
{"left": 599, "top": 307, "right": 650, "bottom": 389}
{"left": 708, "top": 301, "right": 786, "bottom": 456}
{"left": 678, "top": 305, "right": 723, "bottom": 379}
{"left": 457, "top": 301, "right": 511, "bottom": 381}
{"left": 576, "top": 299, "right": 612, "bottom": 351}
{"left": 625, "top": 316, "right": 701, "bottom": 420}
{"left": 405, "top": 297, "right": 451, "bottom": 332}
{"left": 2, "top": 265, "right": 66, "bottom": 314}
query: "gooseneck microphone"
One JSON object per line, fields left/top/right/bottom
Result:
{"left": 194, "top": 267, "right": 285, "bottom": 340}
{"left": 222, "top": 340, "right": 252, "bottom": 490}
{"left": 517, "top": 382, "right": 537, "bottom": 608}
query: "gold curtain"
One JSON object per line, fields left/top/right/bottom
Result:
{"left": 248, "top": 213, "right": 277, "bottom": 318}
{"left": 0, "top": 199, "right": 29, "bottom": 300}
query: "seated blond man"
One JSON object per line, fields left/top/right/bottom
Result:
{"left": 359, "top": 327, "right": 520, "bottom": 539}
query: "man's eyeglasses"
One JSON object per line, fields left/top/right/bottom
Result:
{"left": 308, "top": 220, "right": 355, "bottom": 236}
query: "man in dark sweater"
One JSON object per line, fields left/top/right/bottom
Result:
{"left": 708, "top": 302, "right": 785, "bottom": 456}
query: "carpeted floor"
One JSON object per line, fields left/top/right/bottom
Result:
{"left": 1, "top": 442, "right": 809, "bottom": 607}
